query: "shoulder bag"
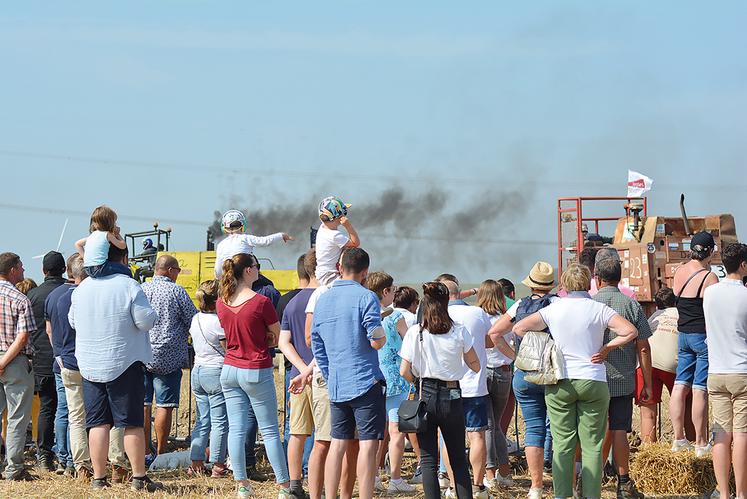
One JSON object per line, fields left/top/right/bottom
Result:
{"left": 397, "top": 327, "right": 428, "bottom": 433}
{"left": 514, "top": 330, "right": 566, "bottom": 385}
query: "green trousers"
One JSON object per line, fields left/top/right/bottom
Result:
{"left": 545, "top": 379, "right": 610, "bottom": 499}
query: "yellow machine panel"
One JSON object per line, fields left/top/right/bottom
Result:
{"left": 158, "top": 251, "right": 298, "bottom": 305}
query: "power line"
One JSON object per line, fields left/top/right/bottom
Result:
{"left": 1, "top": 148, "right": 743, "bottom": 193}
{"left": 0, "top": 202, "right": 555, "bottom": 246}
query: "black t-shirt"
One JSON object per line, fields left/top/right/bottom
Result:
{"left": 27, "top": 276, "right": 67, "bottom": 377}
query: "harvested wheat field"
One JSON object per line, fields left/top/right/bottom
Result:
{"left": 0, "top": 367, "right": 716, "bottom": 498}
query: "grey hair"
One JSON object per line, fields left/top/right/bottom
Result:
{"left": 594, "top": 257, "right": 622, "bottom": 284}
{"left": 594, "top": 247, "right": 620, "bottom": 265}
{"left": 69, "top": 254, "right": 87, "bottom": 280}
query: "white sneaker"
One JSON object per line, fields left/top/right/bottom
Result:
{"left": 237, "top": 484, "right": 254, "bottom": 498}
{"left": 671, "top": 438, "right": 694, "bottom": 452}
{"left": 527, "top": 488, "right": 543, "bottom": 499}
{"left": 443, "top": 487, "right": 457, "bottom": 499}
{"left": 438, "top": 472, "right": 450, "bottom": 489}
{"left": 472, "top": 486, "right": 489, "bottom": 499}
{"left": 374, "top": 475, "right": 386, "bottom": 492}
{"left": 496, "top": 474, "right": 514, "bottom": 487}
{"left": 695, "top": 443, "right": 713, "bottom": 458}
{"left": 388, "top": 478, "right": 416, "bottom": 493}
{"left": 483, "top": 477, "right": 497, "bottom": 492}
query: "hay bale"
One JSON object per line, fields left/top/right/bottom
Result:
{"left": 630, "top": 442, "right": 716, "bottom": 495}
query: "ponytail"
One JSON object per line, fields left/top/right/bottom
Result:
{"left": 421, "top": 281, "right": 453, "bottom": 335}
{"left": 219, "top": 253, "right": 257, "bottom": 303}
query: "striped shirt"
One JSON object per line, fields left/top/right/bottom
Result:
{"left": 594, "top": 285, "right": 651, "bottom": 397}
{"left": 0, "top": 280, "right": 36, "bottom": 356}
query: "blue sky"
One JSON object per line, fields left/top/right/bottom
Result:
{"left": 1, "top": 2, "right": 746, "bottom": 284}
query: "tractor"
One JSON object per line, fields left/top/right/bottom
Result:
{"left": 557, "top": 195, "right": 738, "bottom": 313}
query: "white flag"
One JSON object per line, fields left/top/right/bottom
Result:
{"left": 627, "top": 170, "right": 653, "bottom": 198}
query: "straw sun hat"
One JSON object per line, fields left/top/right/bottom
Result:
{"left": 521, "top": 261, "right": 556, "bottom": 291}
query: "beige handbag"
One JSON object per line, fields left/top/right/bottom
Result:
{"left": 514, "top": 331, "right": 567, "bottom": 385}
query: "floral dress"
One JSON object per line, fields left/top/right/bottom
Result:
{"left": 378, "top": 310, "right": 412, "bottom": 397}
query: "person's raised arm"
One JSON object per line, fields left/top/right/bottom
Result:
{"left": 107, "top": 232, "right": 127, "bottom": 250}
{"left": 591, "top": 314, "right": 638, "bottom": 363}
{"left": 46, "top": 320, "right": 53, "bottom": 344}
{"left": 463, "top": 346, "right": 481, "bottom": 373}
{"left": 512, "top": 311, "right": 547, "bottom": 338}
{"left": 74, "top": 237, "right": 87, "bottom": 258}
{"left": 248, "top": 233, "right": 293, "bottom": 247}
{"left": 340, "top": 217, "right": 360, "bottom": 248}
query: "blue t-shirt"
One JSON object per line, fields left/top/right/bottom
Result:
{"left": 44, "top": 283, "right": 78, "bottom": 372}
{"left": 378, "top": 310, "right": 411, "bottom": 397}
{"left": 281, "top": 288, "right": 315, "bottom": 378}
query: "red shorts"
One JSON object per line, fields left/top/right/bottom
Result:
{"left": 635, "top": 366, "right": 676, "bottom": 405}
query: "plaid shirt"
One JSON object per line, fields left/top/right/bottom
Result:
{"left": 0, "top": 280, "right": 36, "bottom": 356}
{"left": 594, "top": 285, "right": 652, "bottom": 397}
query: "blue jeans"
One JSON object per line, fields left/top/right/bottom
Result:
{"left": 513, "top": 368, "right": 548, "bottom": 448}
{"left": 221, "top": 365, "right": 289, "bottom": 483}
{"left": 675, "top": 332, "right": 709, "bottom": 391}
{"left": 54, "top": 372, "right": 73, "bottom": 468}
{"left": 544, "top": 416, "right": 553, "bottom": 463}
{"left": 190, "top": 366, "right": 228, "bottom": 464}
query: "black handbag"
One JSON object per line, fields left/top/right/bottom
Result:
{"left": 397, "top": 327, "right": 427, "bottom": 433}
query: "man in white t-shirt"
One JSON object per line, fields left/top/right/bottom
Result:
{"left": 440, "top": 277, "right": 492, "bottom": 499}
{"left": 703, "top": 242, "right": 747, "bottom": 499}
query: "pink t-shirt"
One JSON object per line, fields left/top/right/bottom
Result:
{"left": 557, "top": 281, "right": 636, "bottom": 299}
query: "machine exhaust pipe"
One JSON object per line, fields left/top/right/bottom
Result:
{"left": 680, "top": 193, "right": 693, "bottom": 236}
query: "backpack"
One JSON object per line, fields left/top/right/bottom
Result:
{"left": 514, "top": 293, "right": 557, "bottom": 327}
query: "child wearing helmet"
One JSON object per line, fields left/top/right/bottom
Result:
{"left": 214, "top": 210, "right": 293, "bottom": 278}
{"left": 315, "top": 196, "right": 360, "bottom": 285}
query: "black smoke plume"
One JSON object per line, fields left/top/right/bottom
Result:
{"left": 208, "top": 186, "right": 536, "bottom": 283}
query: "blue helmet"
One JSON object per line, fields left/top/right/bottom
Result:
{"left": 318, "top": 196, "right": 351, "bottom": 222}
{"left": 143, "top": 238, "right": 154, "bottom": 249}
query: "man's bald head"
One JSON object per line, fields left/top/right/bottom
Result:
{"left": 154, "top": 255, "right": 181, "bottom": 282}
{"left": 442, "top": 279, "right": 460, "bottom": 299}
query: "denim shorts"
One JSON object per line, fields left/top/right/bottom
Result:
{"left": 675, "top": 332, "right": 709, "bottom": 391}
{"left": 513, "top": 368, "right": 547, "bottom": 448}
{"left": 385, "top": 392, "right": 407, "bottom": 424}
{"left": 83, "top": 362, "right": 145, "bottom": 428}
{"left": 330, "top": 382, "right": 386, "bottom": 440}
{"left": 462, "top": 395, "right": 489, "bottom": 432}
{"left": 144, "top": 369, "right": 183, "bottom": 408}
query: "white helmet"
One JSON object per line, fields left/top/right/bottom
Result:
{"left": 221, "top": 210, "right": 247, "bottom": 232}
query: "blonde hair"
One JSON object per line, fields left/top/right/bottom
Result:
{"left": 366, "top": 271, "right": 393, "bottom": 300}
{"left": 15, "top": 278, "right": 37, "bottom": 295}
{"left": 560, "top": 263, "right": 592, "bottom": 292}
{"left": 476, "top": 279, "right": 506, "bottom": 316}
{"left": 219, "top": 253, "right": 258, "bottom": 303}
{"left": 89, "top": 205, "right": 118, "bottom": 233}
{"left": 195, "top": 279, "right": 219, "bottom": 313}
